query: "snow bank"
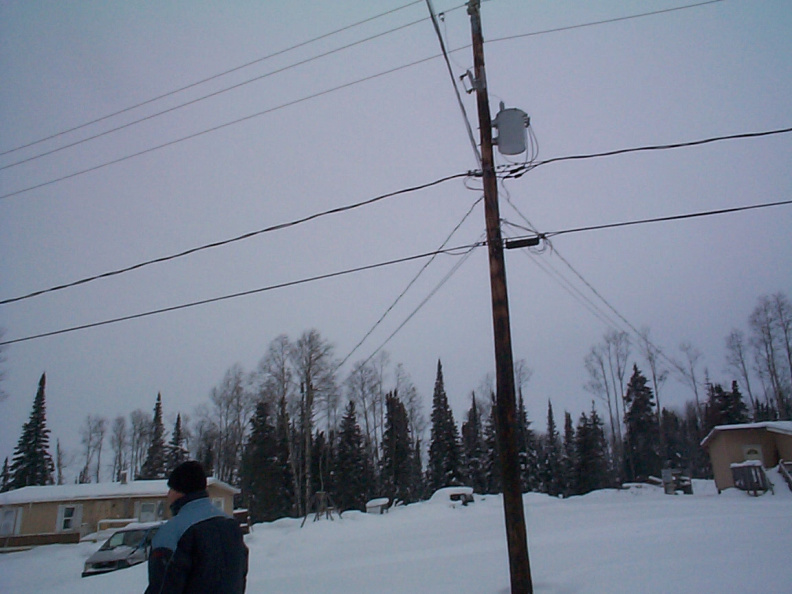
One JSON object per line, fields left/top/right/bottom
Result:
{"left": 1, "top": 480, "right": 790, "bottom": 593}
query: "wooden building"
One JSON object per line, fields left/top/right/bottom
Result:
{"left": 0, "top": 477, "right": 238, "bottom": 548}
{"left": 701, "top": 421, "right": 792, "bottom": 492}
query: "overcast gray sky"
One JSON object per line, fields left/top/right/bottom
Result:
{"left": 2, "top": 0, "right": 791, "bottom": 479}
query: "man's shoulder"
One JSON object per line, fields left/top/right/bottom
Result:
{"left": 153, "top": 498, "right": 229, "bottom": 550}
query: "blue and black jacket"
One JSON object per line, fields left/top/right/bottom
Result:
{"left": 145, "top": 490, "right": 248, "bottom": 594}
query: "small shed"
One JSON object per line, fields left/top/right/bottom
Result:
{"left": 0, "top": 477, "right": 238, "bottom": 548}
{"left": 701, "top": 421, "right": 792, "bottom": 492}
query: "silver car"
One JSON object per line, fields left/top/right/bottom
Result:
{"left": 82, "top": 522, "right": 162, "bottom": 577}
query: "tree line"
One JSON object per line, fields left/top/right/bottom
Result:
{"left": 3, "top": 293, "right": 791, "bottom": 525}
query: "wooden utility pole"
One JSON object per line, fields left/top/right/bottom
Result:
{"left": 467, "top": 1, "right": 533, "bottom": 591}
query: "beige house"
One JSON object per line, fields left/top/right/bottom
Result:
{"left": 701, "top": 421, "right": 792, "bottom": 492}
{"left": 0, "top": 477, "right": 239, "bottom": 548}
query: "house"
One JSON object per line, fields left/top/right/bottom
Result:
{"left": 700, "top": 421, "right": 792, "bottom": 492}
{"left": 0, "top": 476, "right": 239, "bottom": 548}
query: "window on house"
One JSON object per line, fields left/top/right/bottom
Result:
{"left": 56, "top": 504, "right": 82, "bottom": 532}
{"left": 139, "top": 502, "right": 156, "bottom": 522}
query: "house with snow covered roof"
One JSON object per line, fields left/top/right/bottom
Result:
{"left": 701, "top": 421, "right": 792, "bottom": 492}
{"left": 0, "top": 476, "right": 238, "bottom": 548}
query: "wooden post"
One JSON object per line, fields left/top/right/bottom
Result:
{"left": 468, "top": 1, "right": 533, "bottom": 591}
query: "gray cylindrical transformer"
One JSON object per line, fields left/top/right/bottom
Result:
{"left": 493, "top": 106, "right": 528, "bottom": 155}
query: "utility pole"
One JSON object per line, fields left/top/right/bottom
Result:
{"left": 467, "top": 1, "right": 533, "bottom": 592}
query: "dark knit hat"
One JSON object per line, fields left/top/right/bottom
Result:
{"left": 167, "top": 460, "right": 207, "bottom": 494}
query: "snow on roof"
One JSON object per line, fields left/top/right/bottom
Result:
{"left": 700, "top": 421, "right": 792, "bottom": 447}
{"left": 0, "top": 477, "right": 238, "bottom": 506}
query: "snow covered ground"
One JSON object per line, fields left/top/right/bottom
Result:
{"left": 2, "top": 472, "right": 790, "bottom": 593}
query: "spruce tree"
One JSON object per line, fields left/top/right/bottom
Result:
{"left": 165, "top": 413, "right": 189, "bottom": 474}
{"left": 540, "top": 401, "right": 562, "bottom": 496}
{"left": 10, "top": 373, "right": 55, "bottom": 489}
{"left": 575, "top": 404, "right": 610, "bottom": 494}
{"left": 482, "top": 393, "right": 502, "bottom": 494}
{"left": 623, "top": 365, "right": 661, "bottom": 482}
{"left": 334, "top": 400, "right": 371, "bottom": 512}
{"left": 1, "top": 457, "right": 10, "bottom": 492}
{"left": 381, "top": 392, "right": 414, "bottom": 504}
{"left": 427, "top": 360, "right": 463, "bottom": 491}
{"left": 516, "top": 392, "right": 540, "bottom": 492}
{"left": 275, "top": 396, "right": 296, "bottom": 516}
{"left": 138, "top": 393, "right": 167, "bottom": 480}
{"left": 240, "top": 400, "right": 293, "bottom": 522}
{"left": 560, "top": 411, "right": 577, "bottom": 497}
{"left": 461, "top": 393, "right": 487, "bottom": 494}
{"left": 705, "top": 381, "right": 749, "bottom": 431}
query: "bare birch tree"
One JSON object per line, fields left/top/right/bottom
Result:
{"left": 110, "top": 415, "right": 128, "bottom": 481}
{"left": 674, "top": 342, "right": 704, "bottom": 423}
{"left": 79, "top": 415, "right": 107, "bottom": 483}
{"left": 725, "top": 329, "right": 757, "bottom": 410}
{"left": 128, "top": 409, "right": 151, "bottom": 479}
{"left": 291, "top": 330, "right": 336, "bottom": 515}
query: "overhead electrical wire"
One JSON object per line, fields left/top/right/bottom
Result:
{"left": 0, "top": 0, "right": 729, "bottom": 201}
{"left": 4, "top": 196, "right": 790, "bottom": 348}
{"left": 506, "top": 199, "right": 792, "bottom": 244}
{"left": 0, "top": 242, "right": 487, "bottom": 347}
{"left": 500, "top": 127, "right": 792, "bottom": 178}
{"left": 3, "top": 125, "right": 788, "bottom": 305}
{"left": 336, "top": 194, "right": 484, "bottom": 370}
{"left": 0, "top": 171, "right": 469, "bottom": 305}
{"left": 0, "top": 4, "right": 469, "bottom": 172}
{"left": 0, "top": 52, "right": 446, "bottom": 201}
{"left": 425, "top": 0, "right": 481, "bottom": 165}
{"left": 0, "top": 0, "right": 427, "bottom": 158}
{"left": 484, "top": 0, "right": 726, "bottom": 47}
{"left": 359, "top": 238, "right": 480, "bottom": 368}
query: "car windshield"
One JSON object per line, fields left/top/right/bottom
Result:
{"left": 100, "top": 529, "right": 148, "bottom": 550}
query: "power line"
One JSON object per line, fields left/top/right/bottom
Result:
{"left": 485, "top": 0, "right": 726, "bottom": 47}
{"left": 0, "top": 242, "right": 486, "bottom": 347}
{"left": 1, "top": 6, "right": 469, "bottom": 172}
{"left": 337, "top": 194, "right": 483, "bottom": 370}
{"left": 504, "top": 199, "right": 792, "bottom": 242}
{"left": 4, "top": 195, "right": 788, "bottom": 347}
{"left": 5, "top": 124, "right": 788, "bottom": 304}
{"left": 0, "top": 1, "right": 426, "bottom": 158}
{"left": 501, "top": 127, "right": 792, "bottom": 178}
{"left": 358, "top": 239, "right": 480, "bottom": 368}
{"left": 0, "top": 52, "right": 445, "bottom": 201}
{"left": 0, "top": 1, "right": 729, "bottom": 200}
{"left": 0, "top": 172, "right": 468, "bottom": 305}
{"left": 425, "top": 0, "right": 481, "bottom": 165}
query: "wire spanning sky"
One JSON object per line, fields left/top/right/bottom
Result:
{"left": 1, "top": 0, "right": 791, "bottom": 473}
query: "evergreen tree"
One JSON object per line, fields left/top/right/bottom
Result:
{"left": 165, "top": 413, "right": 189, "bottom": 474}
{"left": 574, "top": 404, "right": 610, "bottom": 494}
{"left": 1, "top": 457, "right": 10, "bottom": 492}
{"left": 427, "top": 360, "right": 463, "bottom": 491}
{"left": 240, "top": 400, "right": 293, "bottom": 522}
{"left": 461, "top": 393, "right": 487, "bottom": 494}
{"left": 516, "top": 391, "right": 540, "bottom": 492}
{"left": 482, "top": 392, "right": 502, "bottom": 494}
{"left": 333, "top": 400, "right": 371, "bottom": 512}
{"left": 381, "top": 392, "right": 415, "bottom": 504}
{"left": 560, "top": 411, "right": 577, "bottom": 497}
{"left": 704, "top": 381, "right": 749, "bottom": 431}
{"left": 274, "top": 396, "right": 296, "bottom": 517}
{"left": 138, "top": 393, "right": 167, "bottom": 480}
{"left": 660, "top": 408, "right": 688, "bottom": 470}
{"left": 10, "top": 373, "right": 55, "bottom": 489}
{"left": 540, "top": 401, "right": 562, "bottom": 496}
{"left": 623, "top": 365, "right": 661, "bottom": 482}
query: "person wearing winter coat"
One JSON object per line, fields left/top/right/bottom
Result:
{"left": 145, "top": 460, "right": 248, "bottom": 594}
